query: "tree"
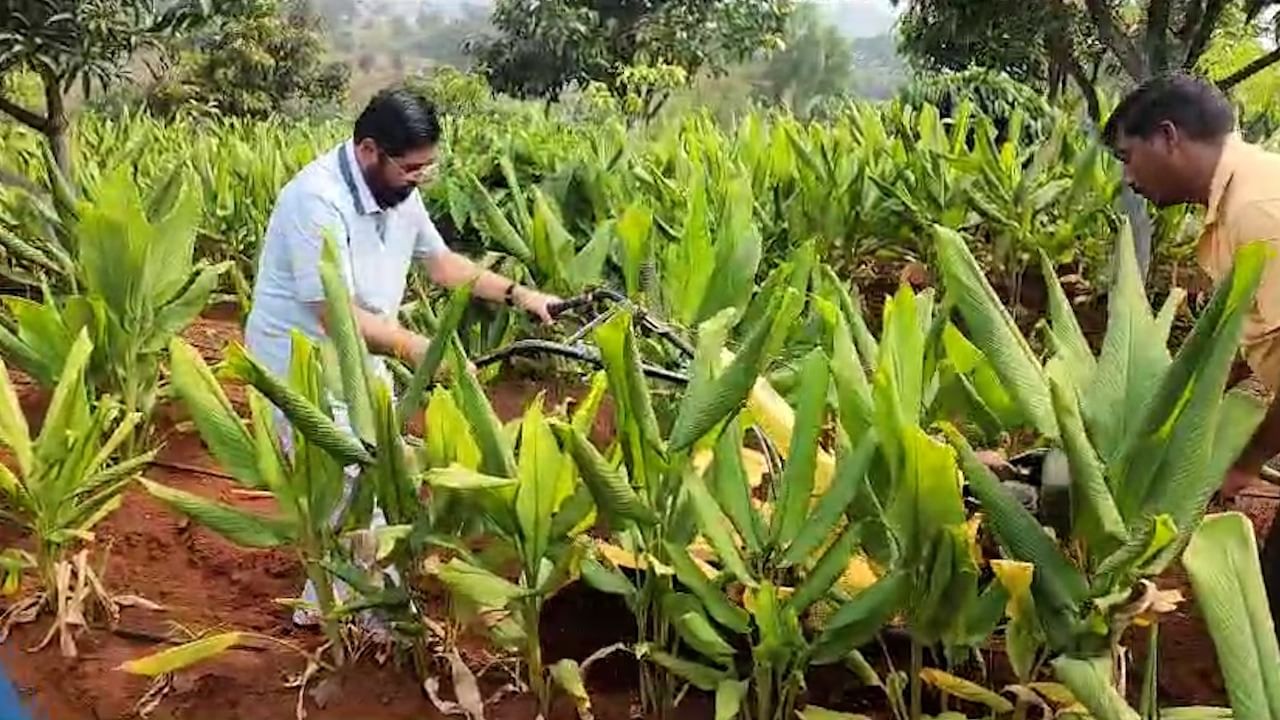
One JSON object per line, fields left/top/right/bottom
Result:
{"left": 147, "top": 0, "right": 349, "bottom": 119}
{"left": 756, "top": 3, "right": 856, "bottom": 114}
{"left": 0, "top": 0, "right": 211, "bottom": 176}
{"left": 895, "top": 1, "right": 1280, "bottom": 123}
{"left": 470, "top": 0, "right": 794, "bottom": 99}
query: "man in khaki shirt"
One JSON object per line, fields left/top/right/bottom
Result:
{"left": 1104, "top": 72, "right": 1280, "bottom": 622}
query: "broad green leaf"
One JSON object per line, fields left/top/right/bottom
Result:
{"left": 33, "top": 329, "right": 92, "bottom": 470}
{"left": 450, "top": 345, "right": 517, "bottom": 478}
{"left": 118, "top": 632, "right": 246, "bottom": 676}
{"left": 1047, "top": 361, "right": 1125, "bottom": 557}
{"left": 144, "top": 261, "right": 229, "bottom": 353}
{"left": 890, "top": 426, "right": 965, "bottom": 563}
{"left": 0, "top": 355, "right": 32, "bottom": 475}
{"left": 782, "top": 433, "right": 876, "bottom": 566}
{"left": 638, "top": 645, "right": 728, "bottom": 692}
{"left": 318, "top": 232, "right": 376, "bottom": 444}
{"left": 708, "top": 420, "right": 763, "bottom": 555}
{"left": 771, "top": 348, "right": 830, "bottom": 548}
{"left": 664, "top": 540, "right": 750, "bottom": 633}
{"left": 220, "top": 340, "right": 372, "bottom": 468}
{"left": 434, "top": 558, "right": 525, "bottom": 610}
{"left": 789, "top": 521, "right": 860, "bottom": 614}
{"left": 811, "top": 570, "right": 909, "bottom": 665}
{"left": 424, "top": 465, "right": 519, "bottom": 491}
{"left": 934, "top": 225, "right": 1057, "bottom": 438}
{"left": 715, "top": 679, "right": 748, "bottom": 720}
{"left": 944, "top": 425, "right": 1087, "bottom": 644}
{"left": 594, "top": 311, "right": 663, "bottom": 484}
{"left": 669, "top": 300, "right": 780, "bottom": 453}
{"left": 662, "top": 592, "right": 736, "bottom": 666}
{"left": 514, "top": 395, "right": 562, "bottom": 567}
{"left": 1053, "top": 655, "right": 1140, "bottom": 720}
{"left": 797, "top": 708, "right": 872, "bottom": 720}
{"left": 465, "top": 169, "right": 531, "bottom": 262}
{"left": 1082, "top": 222, "right": 1170, "bottom": 466}
{"left": 1184, "top": 513, "right": 1280, "bottom": 720}
{"left": 1114, "top": 242, "right": 1267, "bottom": 554}
{"left": 684, "top": 468, "right": 754, "bottom": 586}
{"left": 139, "top": 478, "right": 293, "bottom": 548}
{"left": 553, "top": 421, "right": 656, "bottom": 527}
{"left": 396, "top": 281, "right": 473, "bottom": 425}
{"left": 580, "top": 553, "right": 635, "bottom": 599}
{"left": 831, "top": 306, "right": 874, "bottom": 442}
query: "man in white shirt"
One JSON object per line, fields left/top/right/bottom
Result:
{"left": 244, "top": 87, "right": 559, "bottom": 625}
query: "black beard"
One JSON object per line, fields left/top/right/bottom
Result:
{"left": 371, "top": 182, "right": 414, "bottom": 209}
{"left": 362, "top": 165, "right": 415, "bottom": 209}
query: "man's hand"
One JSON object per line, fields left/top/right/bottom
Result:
{"left": 1222, "top": 465, "right": 1261, "bottom": 503}
{"left": 514, "top": 287, "right": 562, "bottom": 325}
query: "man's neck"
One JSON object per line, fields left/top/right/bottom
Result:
{"left": 1188, "top": 138, "right": 1229, "bottom": 207}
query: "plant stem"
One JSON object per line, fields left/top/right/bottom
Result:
{"left": 525, "top": 598, "right": 548, "bottom": 719}
{"left": 304, "top": 559, "right": 344, "bottom": 667}
{"left": 910, "top": 639, "right": 923, "bottom": 720}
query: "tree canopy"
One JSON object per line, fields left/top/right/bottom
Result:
{"left": 0, "top": 0, "right": 213, "bottom": 172}
{"left": 471, "top": 0, "right": 795, "bottom": 99}
{"left": 894, "top": 0, "right": 1280, "bottom": 121}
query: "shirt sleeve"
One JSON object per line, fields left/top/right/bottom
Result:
{"left": 284, "top": 191, "right": 349, "bottom": 303}
{"left": 1228, "top": 201, "right": 1280, "bottom": 327}
{"left": 412, "top": 194, "right": 449, "bottom": 259}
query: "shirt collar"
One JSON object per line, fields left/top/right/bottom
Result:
{"left": 338, "top": 139, "right": 382, "bottom": 215}
{"left": 1205, "top": 132, "right": 1245, "bottom": 226}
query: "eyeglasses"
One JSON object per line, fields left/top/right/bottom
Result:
{"left": 379, "top": 149, "right": 438, "bottom": 183}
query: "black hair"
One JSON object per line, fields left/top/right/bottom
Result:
{"left": 353, "top": 87, "right": 442, "bottom": 156}
{"left": 1102, "top": 72, "right": 1235, "bottom": 148}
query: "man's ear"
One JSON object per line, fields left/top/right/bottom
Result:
{"left": 1156, "top": 120, "right": 1181, "bottom": 150}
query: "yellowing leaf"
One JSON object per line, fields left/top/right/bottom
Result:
{"left": 990, "top": 560, "right": 1034, "bottom": 620}
{"left": 838, "top": 553, "right": 880, "bottom": 594}
{"left": 118, "top": 632, "right": 245, "bottom": 676}
{"left": 595, "top": 540, "right": 643, "bottom": 570}
{"left": 1027, "top": 682, "right": 1079, "bottom": 707}
{"left": 920, "top": 668, "right": 1014, "bottom": 713}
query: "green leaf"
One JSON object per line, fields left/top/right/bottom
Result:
{"left": 550, "top": 659, "right": 592, "bottom": 720}
{"left": 144, "top": 261, "right": 229, "bottom": 353}
{"left": 1082, "top": 222, "right": 1169, "bottom": 466}
{"left": 683, "top": 468, "right": 754, "bottom": 586}
{"left": 594, "top": 311, "right": 664, "bottom": 485}
{"left": 1184, "top": 513, "right": 1280, "bottom": 720}
{"left": 425, "top": 465, "right": 519, "bottom": 491}
{"left": 715, "top": 679, "right": 748, "bottom": 720}
{"left": 782, "top": 433, "right": 876, "bottom": 567}
{"left": 934, "top": 225, "right": 1057, "bottom": 438}
{"left": 318, "top": 231, "right": 376, "bottom": 444}
{"left": 789, "top": 521, "right": 860, "bottom": 614}
{"left": 944, "top": 425, "right": 1087, "bottom": 644}
{"left": 514, "top": 395, "right": 562, "bottom": 567}
{"left": 708, "top": 420, "right": 764, "bottom": 556}
{"left": 553, "top": 421, "right": 656, "bottom": 527}
{"left": 662, "top": 592, "right": 737, "bottom": 666}
{"left": 1053, "top": 655, "right": 1141, "bottom": 720}
{"left": 638, "top": 644, "right": 728, "bottom": 691}
{"left": 0, "top": 355, "right": 32, "bottom": 476}
{"left": 771, "top": 348, "right": 830, "bottom": 548}
{"left": 450, "top": 345, "right": 517, "bottom": 478}
{"left": 434, "top": 557, "right": 525, "bottom": 610}
{"left": 811, "top": 571, "right": 909, "bottom": 665}
{"left": 396, "top": 281, "right": 473, "bottom": 426}
{"left": 919, "top": 668, "right": 1014, "bottom": 713}
{"left": 139, "top": 478, "right": 293, "bottom": 548}
{"left": 1046, "top": 361, "right": 1125, "bottom": 558}
{"left": 220, "top": 341, "right": 372, "bottom": 468}
{"left": 663, "top": 540, "right": 749, "bottom": 633}
{"left": 668, "top": 296, "right": 780, "bottom": 452}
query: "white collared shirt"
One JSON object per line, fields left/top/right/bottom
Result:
{"left": 244, "top": 140, "right": 447, "bottom": 381}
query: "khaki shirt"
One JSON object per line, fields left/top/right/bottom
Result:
{"left": 1197, "top": 133, "right": 1280, "bottom": 391}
